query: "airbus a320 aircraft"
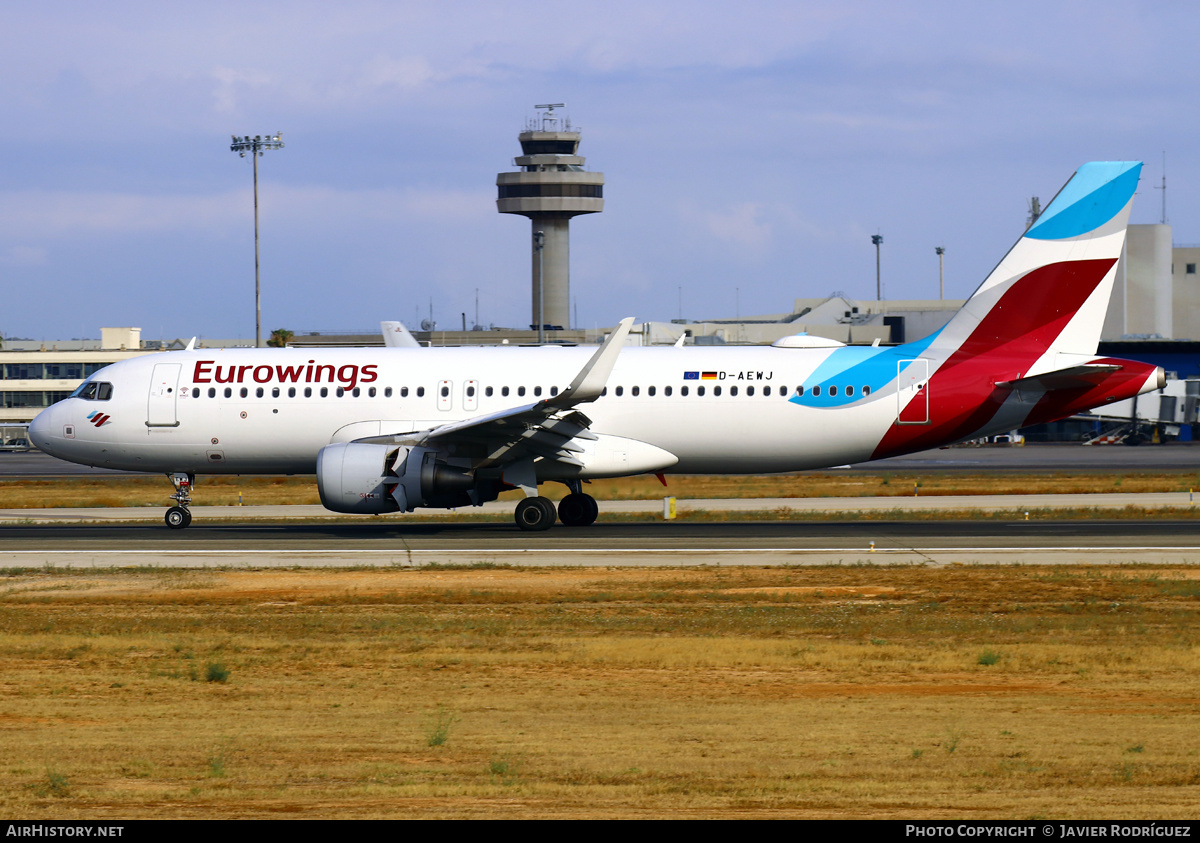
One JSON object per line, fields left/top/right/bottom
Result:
{"left": 30, "top": 161, "right": 1162, "bottom": 531}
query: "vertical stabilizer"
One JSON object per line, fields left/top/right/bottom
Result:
{"left": 930, "top": 161, "right": 1142, "bottom": 366}
{"left": 381, "top": 321, "right": 421, "bottom": 348}
{"left": 871, "top": 162, "right": 1151, "bottom": 460}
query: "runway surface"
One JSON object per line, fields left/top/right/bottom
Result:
{"left": 4, "top": 443, "right": 1199, "bottom": 568}
{"left": 2, "top": 518, "right": 1199, "bottom": 568}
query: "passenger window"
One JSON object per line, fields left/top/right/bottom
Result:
{"left": 467, "top": 386, "right": 475, "bottom": 397}
{"left": 796, "top": 386, "right": 805, "bottom": 396}
{"left": 534, "top": 386, "right": 542, "bottom": 397}
{"left": 352, "top": 387, "right": 361, "bottom": 397}
{"left": 680, "top": 385, "right": 687, "bottom": 396}
{"left": 812, "top": 386, "right": 821, "bottom": 397}
{"left": 367, "top": 387, "right": 375, "bottom": 398}
{"left": 601, "top": 387, "right": 607, "bottom": 396}
{"left": 288, "top": 387, "right": 296, "bottom": 397}
{"left": 320, "top": 387, "right": 328, "bottom": 397}
{"left": 550, "top": 386, "right": 558, "bottom": 396}
{"left": 240, "top": 387, "right": 249, "bottom": 398}
{"left": 256, "top": 387, "right": 264, "bottom": 398}
{"left": 829, "top": 386, "right": 837, "bottom": 397}
{"left": 384, "top": 387, "right": 392, "bottom": 397}
{"left": 304, "top": 387, "right": 312, "bottom": 398}
{"left": 518, "top": 386, "right": 526, "bottom": 396}
{"left": 846, "top": 385, "right": 854, "bottom": 396}
{"left": 225, "top": 387, "right": 233, "bottom": 398}
{"left": 193, "top": 390, "right": 200, "bottom": 399}
{"left": 747, "top": 386, "right": 754, "bottom": 396}
{"left": 615, "top": 386, "right": 624, "bottom": 397}
{"left": 649, "top": 386, "right": 657, "bottom": 396}
{"left": 440, "top": 385, "right": 449, "bottom": 397}
{"left": 336, "top": 387, "right": 345, "bottom": 397}
{"left": 502, "top": 386, "right": 510, "bottom": 397}
{"left": 863, "top": 385, "right": 871, "bottom": 396}
{"left": 272, "top": 387, "right": 280, "bottom": 398}
{"left": 208, "top": 388, "right": 216, "bottom": 398}
{"left": 730, "top": 386, "right": 738, "bottom": 396}
{"left": 401, "top": 387, "right": 409, "bottom": 397}
{"left": 486, "top": 386, "right": 494, "bottom": 397}
{"left": 714, "top": 386, "right": 722, "bottom": 396}
{"left": 697, "top": 386, "right": 705, "bottom": 396}
{"left": 417, "top": 387, "right": 425, "bottom": 398}
{"left": 664, "top": 386, "right": 672, "bottom": 396}
{"left": 632, "top": 386, "right": 639, "bottom": 396}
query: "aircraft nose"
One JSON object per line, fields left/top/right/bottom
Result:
{"left": 28, "top": 404, "right": 58, "bottom": 452}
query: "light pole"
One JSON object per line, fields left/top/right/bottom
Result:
{"left": 533, "top": 230, "right": 545, "bottom": 344}
{"left": 230, "top": 133, "right": 285, "bottom": 348}
{"left": 871, "top": 234, "right": 883, "bottom": 300}
{"left": 935, "top": 246, "right": 945, "bottom": 300}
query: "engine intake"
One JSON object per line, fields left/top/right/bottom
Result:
{"left": 316, "top": 442, "right": 478, "bottom": 514}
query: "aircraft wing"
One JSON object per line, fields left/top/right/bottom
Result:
{"left": 354, "top": 318, "right": 634, "bottom": 470}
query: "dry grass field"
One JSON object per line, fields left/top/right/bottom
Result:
{"left": 3, "top": 469, "right": 1200, "bottom": 509}
{"left": 1, "top": 564, "right": 1198, "bottom": 819}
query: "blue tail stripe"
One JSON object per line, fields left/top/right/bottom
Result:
{"left": 1025, "top": 162, "right": 1141, "bottom": 241}
{"left": 789, "top": 330, "right": 940, "bottom": 407}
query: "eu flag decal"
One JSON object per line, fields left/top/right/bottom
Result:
{"left": 683, "top": 371, "right": 700, "bottom": 380}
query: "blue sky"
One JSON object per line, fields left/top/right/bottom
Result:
{"left": 1, "top": 1, "right": 1196, "bottom": 341}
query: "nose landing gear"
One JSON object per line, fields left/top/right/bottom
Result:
{"left": 165, "top": 472, "right": 194, "bottom": 529}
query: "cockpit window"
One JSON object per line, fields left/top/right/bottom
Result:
{"left": 71, "top": 381, "right": 113, "bottom": 401}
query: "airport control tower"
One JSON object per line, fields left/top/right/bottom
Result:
{"left": 496, "top": 105, "right": 604, "bottom": 332}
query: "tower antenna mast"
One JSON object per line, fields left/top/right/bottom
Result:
{"left": 1155, "top": 151, "right": 1168, "bottom": 225}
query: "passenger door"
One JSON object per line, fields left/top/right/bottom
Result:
{"left": 147, "top": 363, "right": 181, "bottom": 427}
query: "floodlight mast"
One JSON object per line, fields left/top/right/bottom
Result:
{"left": 935, "top": 246, "right": 945, "bottom": 300}
{"left": 230, "top": 133, "right": 285, "bottom": 348}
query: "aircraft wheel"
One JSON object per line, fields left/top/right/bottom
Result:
{"left": 558, "top": 493, "right": 599, "bottom": 526}
{"left": 514, "top": 496, "right": 557, "bottom": 531}
{"left": 165, "top": 506, "right": 191, "bottom": 530}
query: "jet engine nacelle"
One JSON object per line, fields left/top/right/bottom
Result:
{"left": 316, "top": 442, "right": 476, "bottom": 514}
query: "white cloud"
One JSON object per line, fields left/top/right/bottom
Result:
{"left": 210, "top": 66, "right": 279, "bottom": 114}
{"left": 0, "top": 190, "right": 239, "bottom": 236}
{"left": 678, "top": 201, "right": 773, "bottom": 253}
{"left": 0, "top": 185, "right": 495, "bottom": 240}
{"left": 0, "top": 245, "right": 48, "bottom": 266}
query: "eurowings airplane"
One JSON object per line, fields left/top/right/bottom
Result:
{"left": 30, "top": 161, "right": 1162, "bottom": 531}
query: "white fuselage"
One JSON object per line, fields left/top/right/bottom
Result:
{"left": 31, "top": 344, "right": 937, "bottom": 477}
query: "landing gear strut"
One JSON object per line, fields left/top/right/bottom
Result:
{"left": 165, "top": 472, "right": 194, "bottom": 529}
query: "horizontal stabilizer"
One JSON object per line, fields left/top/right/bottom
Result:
{"left": 996, "top": 364, "right": 1122, "bottom": 392}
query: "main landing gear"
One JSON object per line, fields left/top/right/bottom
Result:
{"left": 165, "top": 472, "right": 194, "bottom": 529}
{"left": 513, "top": 483, "right": 599, "bottom": 532}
